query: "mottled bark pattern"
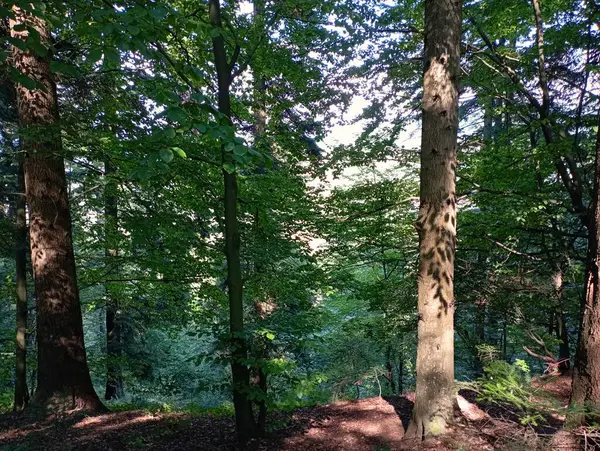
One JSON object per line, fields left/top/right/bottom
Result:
{"left": 570, "top": 118, "right": 600, "bottom": 420}
{"left": 406, "top": 0, "right": 462, "bottom": 439}
{"left": 10, "top": 6, "right": 102, "bottom": 412}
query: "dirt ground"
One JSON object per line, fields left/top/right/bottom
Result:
{"left": 0, "top": 378, "right": 590, "bottom": 450}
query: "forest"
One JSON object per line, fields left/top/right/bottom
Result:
{"left": 0, "top": 0, "right": 599, "bottom": 449}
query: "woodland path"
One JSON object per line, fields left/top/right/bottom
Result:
{"left": 0, "top": 376, "right": 585, "bottom": 450}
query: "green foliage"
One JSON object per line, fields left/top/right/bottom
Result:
{"left": 475, "top": 359, "right": 562, "bottom": 426}
{"left": 479, "top": 359, "right": 532, "bottom": 411}
{"left": 0, "top": 0, "right": 597, "bottom": 441}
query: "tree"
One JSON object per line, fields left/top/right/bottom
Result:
{"left": 104, "top": 158, "right": 123, "bottom": 400}
{"left": 405, "top": 0, "right": 462, "bottom": 439}
{"left": 9, "top": 4, "right": 103, "bottom": 411}
{"left": 570, "top": 116, "right": 600, "bottom": 421}
{"left": 208, "top": 0, "right": 257, "bottom": 442}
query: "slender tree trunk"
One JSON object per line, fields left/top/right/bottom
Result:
{"left": 405, "top": 0, "right": 462, "bottom": 439}
{"left": 502, "top": 313, "right": 508, "bottom": 360}
{"left": 14, "top": 159, "right": 29, "bottom": 411}
{"left": 256, "top": 366, "right": 267, "bottom": 436}
{"left": 553, "top": 268, "right": 570, "bottom": 373}
{"left": 483, "top": 101, "right": 493, "bottom": 141}
{"left": 209, "top": 0, "right": 256, "bottom": 443}
{"left": 104, "top": 159, "right": 123, "bottom": 400}
{"left": 386, "top": 346, "right": 396, "bottom": 394}
{"left": 10, "top": 5, "right": 103, "bottom": 412}
{"left": 570, "top": 115, "right": 600, "bottom": 421}
{"left": 397, "top": 356, "right": 403, "bottom": 395}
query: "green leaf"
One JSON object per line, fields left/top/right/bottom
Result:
{"left": 49, "top": 60, "right": 79, "bottom": 76}
{"left": 172, "top": 147, "right": 187, "bottom": 159}
{"left": 128, "top": 25, "right": 141, "bottom": 36}
{"left": 12, "top": 72, "right": 37, "bottom": 90}
{"left": 223, "top": 162, "right": 236, "bottom": 173}
{"left": 156, "top": 161, "right": 170, "bottom": 173}
{"left": 209, "top": 28, "right": 221, "bottom": 38}
{"left": 28, "top": 39, "right": 47, "bottom": 57}
{"left": 135, "top": 166, "right": 152, "bottom": 181}
{"left": 7, "top": 36, "right": 27, "bottom": 51}
{"left": 166, "top": 106, "right": 186, "bottom": 122}
{"left": 160, "top": 148, "right": 174, "bottom": 163}
{"left": 151, "top": 6, "right": 169, "bottom": 20}
{"left": 165, "top": 127, "right": 176, "bottom": 139}
{"left": 265, "top": 332, "right": 275, "bottom": 340}
{"left": 233, "top": 145, "right": 247, "bottom": 156}
{"left": 224, "top": 142, "right": 235, "bottom": 152}
{"left": 87, "top": 47, "right": 103, "bottom": 63}
{"left": 104, "top": 47, "right": 120, "bottom": 65}
{"left": 0, "top": 6, "right": 15, "bottom": 20}
{"left": 103, "top": 22, "right": 114, "bottom": 35}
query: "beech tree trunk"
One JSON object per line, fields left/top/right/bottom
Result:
{"left": 209, "top": 0, "right": 257, "bottom": 443}
{"left": 104, "top": 159, "right": 123, "bottom": 400}
{"left": 14, "top": 159, "right": 29, "bottom": 411}
{"left": 553, "top": 268, "right": 570, "bottom": 373}
{"left": 405, "top": 0, "right": 462, "bottom": 439}
{"left": 570, "top": 116, "right": 600, "bottom": 420}
{"left": 10, "top": 5, "right": 103, "bottom": 412}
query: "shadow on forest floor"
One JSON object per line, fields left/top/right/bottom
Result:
{"left": 0, "top": 378, "right": 589, "bottom": 450}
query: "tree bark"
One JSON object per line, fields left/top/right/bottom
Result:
{"left": 104, "top": 159, "right": 123, "bottom": 400}
{"left": 386, "top": 346, "right": 396, "bottom": 394}
{"left": 14, "top": 159, "right": 29, "bottom": 411}
{"left": 10, "top": 5, "right": 103, "bottom": 412}
{"left": 405, "top": 0, "right": 461, "bottom": 439}
{"left": 209, "top": 0, "right": 257, "bottom": 443}
{"left": 553, "top": 268, "right": 570, "bottom": 373}
{"left": 397, "top": 355, "right": 403, "bottom": 395}
{"left": 570, "top": 115, "right": 600, "bottom": 422}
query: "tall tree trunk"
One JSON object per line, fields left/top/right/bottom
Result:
{"left": 397, "top": 355, "right": 403, "bottom": 395}
{"left": 553, "top": 268, "right": 570, "bottom": 373}
{"left": 104, "top": 159, "right": 123, "bottom": 400}
{"left": 10, "top": 5, "right": 103, "bottom": 412}
{"left": 405, "top": 0, "right": 461, "bottom": 439}
{"left": 14, "top": 159, "right": 29, "bottom": 411}
{"left": 570, "top": 115, "right": 600, "bottom": 421}
{"left": 209, "top": 0, "right": 256, "bottom": 443}
{"left": 386, "top": 346, "right": 396, "bottom": 394}
{"left": 502, "top": 312, "right": 508, "bottom": 361}
{"left": 252, "top": 1, "right": 270, "bottom": 435}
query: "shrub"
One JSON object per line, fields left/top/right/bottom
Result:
{"left": 478, "top": 359, "right": 533, "bottom": 411}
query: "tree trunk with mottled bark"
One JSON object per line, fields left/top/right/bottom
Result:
{"left": 405, "top": 0, "right": 462, "bottom": 439}
{"left": 10, "top": 5, "right": 103, "bottom": 413}
{"left": 570, "top": 116, "right": 600, "bottom": 422}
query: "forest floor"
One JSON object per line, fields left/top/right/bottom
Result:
{"left": 0, "top": 374, "right": 593, "bottom": 450}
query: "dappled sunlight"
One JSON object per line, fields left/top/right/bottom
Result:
{"left": 72, "top": 411, "right": 162, "bottom": 430}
